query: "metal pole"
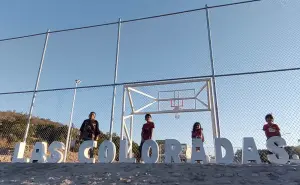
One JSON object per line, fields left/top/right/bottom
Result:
{"left": 64, "top": 80, "right": 81, "bottom": 162}
{"left": 68, "top": 123, "right": 73, "bottom": 151}
{"left": 23, "top": 29, "right": 50, "bottom": 143}
{"left": 129, "top": 115, "right": 133, "bottom": 157}
{"left": 120, "top": 87, "right": 127, "bottom": 140}
{"left": 109, "top": 18, "right": 122, "bottom": 141}
{"left": 208, "top": 80, "right": 217, "bottom": 139}
{"left": 205, "top": 5, "right": 220, "bottom": 138}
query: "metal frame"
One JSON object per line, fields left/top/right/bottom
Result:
{"left": 120, "top": 78, "right": 218, "bottom": 157}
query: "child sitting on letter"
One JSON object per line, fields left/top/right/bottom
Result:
{"left": 263, "top": 114, "right": 281, "bottom": 140}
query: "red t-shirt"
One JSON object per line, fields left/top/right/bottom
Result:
{"left": 192, "top": 129, "right": 204, "bottom": 142}
{"left": 263, "top": 123, "right": 280, "bottom": 139}
{"left": 142, "top": 122, "right": 155, "bottom": 140}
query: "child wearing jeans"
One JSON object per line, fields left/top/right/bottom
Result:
{"left": 263, "top": 114, "right": 281, "bottom": 161}
{"left": 138, "top": 114, "right": 155, "bottom": 162}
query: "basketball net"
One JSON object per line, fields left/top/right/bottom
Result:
{"left": 173, "top": 106, "right": 181, "bottom": 119}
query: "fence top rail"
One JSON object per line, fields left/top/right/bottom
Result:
{"left": 124, "top": 78, "right": 211, "bottom": 88}
{"left": 1, "top": 66, "right": 300, "bottom": 95}
{"left": 0, "top": 0, "right": 261, "bottom": 42}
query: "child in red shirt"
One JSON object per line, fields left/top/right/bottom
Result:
{"left": 192, "top": 122, "right": 204, "bottom": 142}
{"left": 138, "top": 114, "right": 155, "bottom": 162}
{"left": 263, "top": 114, "right": 281, "bottom": 140}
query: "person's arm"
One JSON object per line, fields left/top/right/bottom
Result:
{"left": 95, "top": 121, "right": 101, "bottom": 140}
{"left": 150, "top": 129, "right": 154, "bottom": 139}
{"left": 141, "top": 126, "right": 145, "bottom": 142}
{"left": 201, "top": 133, "right": 205, "bottom": 142}
{"left": 149, "top": 128, "right": 154, "bottom": 140}
{"left": 150, "top": 123, "right": 155, "bottom": 139}
{"left": 276, "top": 125, "right": 281, "bottom": 136}
{"left": 191, "top": 131, "right": 196, "bottom": 138}
{"left": 79, "top": 121, "right": 85, "bottom": 139}
{"left": 263, "top": 125, "right": 268, "bottom": 138}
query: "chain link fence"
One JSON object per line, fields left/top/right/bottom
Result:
{"left": 1, "top": 0, "right": 300, "bottom": 163}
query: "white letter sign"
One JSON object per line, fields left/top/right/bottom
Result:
{"left": 266, "top": 136, "right": 289, "bottom": 164}
{"left": 47, "top": 141, "right": 65, "bottom": 163}
{"left": 191, "top": 139, "right": 207, "bottom": 164}
{"left": 12, "top": 142, "right": 29, "bottom": 163}
{"left": 98, "top": 140, "right": 116, "bottom": 163}
{"left": 164, "top": 139, "right": 181, "bottom": 163}
{"left": 141, "top": 139, "right": 159, "bottom": 163}
{"left": 119, "top": 140, "right": 136, "bottom": 163}
{"left": 242, "top": 137, "right": 261, "bottom": 164}
{"left": 215, "top": 138, "right": 234, "bottom": 164}
{"left": 78, "top": 140, "right": 97, "bottom": 163}
{"left": 30, "top": 142, "right": 47, "bottom": 163}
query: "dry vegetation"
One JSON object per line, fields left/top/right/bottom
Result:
{"left": 0, "top": 111, "right": 139, "bottom": 162}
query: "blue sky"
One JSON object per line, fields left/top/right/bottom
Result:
{"left": 1, "top": 0, "right": 300, "bottom": 155}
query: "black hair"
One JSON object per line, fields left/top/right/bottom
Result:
{"left": 90, "top": 112, "right": 96, "bottom": 116}
{"left": 192, "top": 122, "right": 202, "bottom": 132}
{"left": 145, "top": 114, "right": 151, "bottom": 119}
{"left": 265, "top": 114, "right": 273, "bottom": 121}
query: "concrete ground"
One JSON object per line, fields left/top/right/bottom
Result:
{"left": 0, "top": 163, "right": 300, "bottom": 185}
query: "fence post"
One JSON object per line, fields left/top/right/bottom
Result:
{"left": 109, "top": 18, "right": 122, "bottom": 141}
{"left": 205, "top": 5, "right": 220, "bottom": 138}
{"left": 23, "top": 29, "right": 50, "bottom": 143}
{"left": 64, "top": 80, "right": 81, "bottom": 162}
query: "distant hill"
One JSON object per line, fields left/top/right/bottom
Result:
{"left": 0, "top": 110, "right": 139, "bottom": 160}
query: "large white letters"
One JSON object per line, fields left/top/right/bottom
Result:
{"left": 164, "top": 139, "right": 181, "bottom": 163}
{"left": 266, "top": 136, "right": 289, "bottom": 164}
{"left": 47, "top": 141, "right": 65, "bottom": 163}
{"left": 242, "top": 137, "right": 261, "bottom": 164}
{"left": 215, "top": 138, "right": 234, "bottom": 164}
{"left": 191, "top": 139, "right": 207, "bottom": 164}
{"left": 11, "top": 136, "right": 300, "bottom": 164}
{"left": 78, "top": 140, "right": 97, "bottom": 163}
{"left": 141, "top": 139, "right": 159, "bottom": 163}
{"left": 30, "top": 142, "right": 47, "bottom": 163}
{"left": 98, "top": 140, "right": 116, "bottom": 163}
{"left": 119, "top": 140, "right": 136, "bottom": 163}
{"left": 12, "top": 142, "right": 29, "bottom": 163}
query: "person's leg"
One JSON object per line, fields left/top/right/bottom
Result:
{"left": 89, "top": 148, "right": 94, "bottom": 158}
{"left": 139, "top": 141, "right": 144, "bottom": 163}
{"left": 83, "top": 138, "right": 94, "bottom": 158}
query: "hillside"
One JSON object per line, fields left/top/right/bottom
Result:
{"left": 0, "top": 111, "right": 139, "bottom": 161}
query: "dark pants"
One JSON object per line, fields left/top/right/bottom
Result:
{"left": 82, "top": 138, "right": 94, "bottom": 158}
{"left": 139, "top": 141, "right": 152, "bottom": 161}
{"left": 139, "top": 141, "right": 144, "bottom": 160}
